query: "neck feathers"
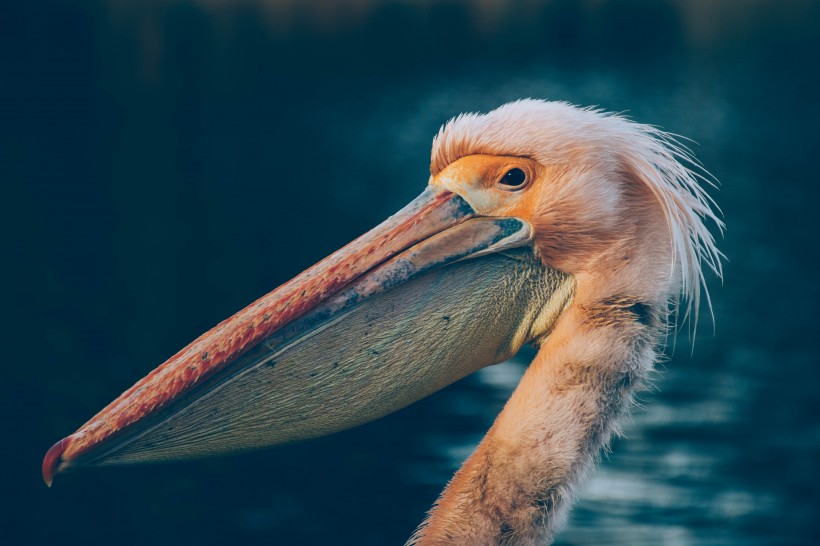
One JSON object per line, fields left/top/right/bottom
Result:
{"left": 410, "top": 296, "right": 661, "bottom": 545}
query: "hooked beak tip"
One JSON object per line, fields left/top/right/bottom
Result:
{"left": 43, "top": 437, "right": 70, "bottom": 487}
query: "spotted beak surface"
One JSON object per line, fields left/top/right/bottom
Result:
{"left": 43, "top": 187, "right": 574, "bottom": 486}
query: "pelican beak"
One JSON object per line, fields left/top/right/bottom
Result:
{"left": 43, "top": 187, "right": 574, "bottom": 486}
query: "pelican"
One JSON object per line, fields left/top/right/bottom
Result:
{"left": 43, "top": 100, "right": 722, "bottom": 545}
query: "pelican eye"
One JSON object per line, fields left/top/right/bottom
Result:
{"left": 499, "top": 168, "right": 527, "bottom": 189}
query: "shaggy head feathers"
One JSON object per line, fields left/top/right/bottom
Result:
{"left": 431, "top": 99, "right": 723, "bottom": 328}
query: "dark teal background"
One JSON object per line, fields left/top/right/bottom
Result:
{"left": 3, "top": 1, "right": 819, "bottom": 544}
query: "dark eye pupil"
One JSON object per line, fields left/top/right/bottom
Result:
{"left": 501, "top": 168, "right": 526, "bottom": 187}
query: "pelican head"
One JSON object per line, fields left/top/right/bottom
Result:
{"left": 43, "top": 100, "right": 721, "bottom": 545}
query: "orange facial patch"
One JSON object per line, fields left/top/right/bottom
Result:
{"left": 430, "top": 154, "right": 547, "bottom": 225}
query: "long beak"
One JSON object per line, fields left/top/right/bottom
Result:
{"left": 43, "top": 187, "right": 573, "bottom": 486}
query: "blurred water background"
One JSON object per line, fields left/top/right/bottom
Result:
{"left": 3, "top": 1, "right": 819, "bottom": 544}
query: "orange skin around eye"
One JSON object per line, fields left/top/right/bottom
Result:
{"left": 430, "top": 154, "right": 545, "bottom": 223}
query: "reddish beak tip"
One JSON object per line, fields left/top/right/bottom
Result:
{"left": 43, "top": 437, "right": 69, "bottom": 487}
